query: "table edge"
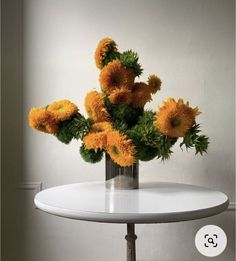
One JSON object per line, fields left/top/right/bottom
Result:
{"left": 34, "top": 197, "right": 229, "bottom": 224}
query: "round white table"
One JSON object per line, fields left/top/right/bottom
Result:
{"left": 34, "top": 182, "right": 229, "bottom": 261}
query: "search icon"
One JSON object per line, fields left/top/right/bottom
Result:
{"left": 195, "top": 225, "right": 227, "bottom": 257}
{"left": 208, "top": 237, "right": 215, "bottom": 244}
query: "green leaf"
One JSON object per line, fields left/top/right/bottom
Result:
{"left": 56, "top": 120, "right": 74, "bottom": 144}
{"left": 120, "top": 50, "right": 143, "bottom": 77}
{"left": 126, "top": 111, "right": 177, "bottom": 161}
{"left": 103, "top": 51, "right": 120, "bottom": 66}
{"left": 180, "top": 124, "right": 209, "bottom": 155}
{"left": 80, "top": 145, "right": 103, "bottom": 163}
{"left": 70, "top": 113, "right": 92, "bottom": 140}
{"left": 104, "top": 96, "right": 144, "bottom": 130}
{"left": 55, "top": 113, "right": 92, "bottom": 144}
{"left": 135, "top": 145, "right": 159, "bottom": 161}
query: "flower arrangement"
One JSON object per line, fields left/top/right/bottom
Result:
{"left": 29, "top": 37, "right": 209, "bottom": 167}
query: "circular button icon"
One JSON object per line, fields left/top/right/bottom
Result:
{"left": 195, "top": 225, "right": 227, "bottom": 257}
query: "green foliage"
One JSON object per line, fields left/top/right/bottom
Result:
{"left": 80, "top": 145, "right": 103, "bottom": 163}
{"left": 110, "top": 104, "right": 144, "bottom": 129}
{"left": 120, "top": 50, "right": 143, "bottom": 77}
{"left": 180, "top": 124, "right": 209, "bottom": 155}
{"left": 126, "top": 111, "right": 177, "bottom": 161}
{"left": 112, "top": 120, "right": 128, "bottom": 133}
{"left": 137, "top": 110, "right": 155, "bottom": 125}
{"left": 70, "top": 113, "right": 92, "bottom": 140}
{"left": 103, "top": 48, "right": 120, "bottom": 66}
{"left": 56, "top": 120, "right": 74, "bottom": 144}
{"left": 135, "top": 146, "right": 159, "bottom": 161}
{"left": 155, "top": 135, "right": 177, "bottom": 160}
{"left": 55, "top": 113, "right": 92, "bottom": 144}
{"left": 104, "top": 96, "right": 144, "bottom": 130}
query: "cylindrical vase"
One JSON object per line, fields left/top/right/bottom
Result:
{"left": 105, "top": 154, "right": 139, "bottom": 190}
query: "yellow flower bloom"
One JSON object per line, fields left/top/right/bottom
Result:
{"left": 148, "top": 75, "right": 162, "bottom": 94}
{"left": 94, "top": 37, "right": 118, "bottom": 69}
{"left": 106, "top": 130, "right": 136, "bottom": 167}
{"left": 47, "top": 99, "right": 78, "bottom": 121}
{"left": 83, "top": 133, "right": 107, "bottom": 151}
{"left": 109, "top": 88, "right": 132, "bottom": 105}
{"left": 131, "top": 82, "right": 152, "bottom": 108}
{"left": 155, "top": 98, "right": 201, "bottom": 137}
{"left": 83, "top": 122, "right": 113, "bottom": 150}
{"left": 29, "top": 108, "right": 59, "bottom": 134}
{"left": 99, "top": 60, "right": 135, "bottom": 94}
{"left": 91, "top": 121, "right": 113, "bottom": 132}
{"left": 85, "top": 91, "right": 109, "bottom": 122}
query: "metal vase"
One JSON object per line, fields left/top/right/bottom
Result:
{"left": 105, "top": 154, "right": 139, "bottom": 190}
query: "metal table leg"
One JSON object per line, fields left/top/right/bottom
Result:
{"left": 125, "top": 223, "right": 137, "bottom": 261}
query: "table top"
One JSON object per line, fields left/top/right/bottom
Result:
{"left": 34, "top": 182, "right": 229, "bottom": 224}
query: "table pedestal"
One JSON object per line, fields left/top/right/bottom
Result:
{"left": 125, "top": 223, "right": 137, "bottom": 261}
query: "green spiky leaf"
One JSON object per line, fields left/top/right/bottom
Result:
{"left": 126, "top": 111, "right": 177, "bottom": 161}
{"left": 56, "top": 120, "right": 74, "bottom": 144}
{"left": 104, "top": 96, "right": 144, "bottom": 130}
{"left": 180, "top": 124, "right": 209, "bottom": 155}
{"left": 55, "top": 113, "right": 92, "bottom": 144}
{"left": 120, "top": 50, "right": 143, "bottom": 76}
{"left": 103, "top": 51, "right": 120, "bottom": 66}
{"left": 135, "top": 145, "right": 159, "bottom": 161}
{"left": 70, "top": 113, "right": 92, "bottom": 140}
{"left": 80, "top": 145, "right": 103, "bottom": 163}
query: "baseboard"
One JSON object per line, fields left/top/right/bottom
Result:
{"left": 228, "top": 202, "right": 236, "bottom": 211}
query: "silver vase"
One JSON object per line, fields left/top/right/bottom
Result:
{"left": 105, "top": 154, "right": 139, "bottom": 190}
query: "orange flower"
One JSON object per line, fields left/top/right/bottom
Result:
{"left": 83, "top": 133, "right": 107, "bottom": 151}
{"left": 90, "top": 121, "right": 113, "bottom": 132}
{"left": 148, "top": 75, "right": 162, "bottom": 94}
{"left": 94, "top": 37, "right": 118, "bottom": 69}
{"left": 83, "top": 122, "right": 113, "bottom": 150}
{"left": 106, "top": 130, "right": 136, "bottom": 167}
{"left": 85, "top": 91, "right": 109, "bottom": 122}
{"left": 109, "top": 88, "right": 132, "bottom": 105}
{"left": 47, "top": 99, "right": 78, "bottom": 121}
{"left": 29, "top": 108, "right": 59, "bottom": 134}
{"left": 155, "top": 98, "right": 201, "bottom": 137}
{"left": 99, "top": 60, "right": 135, "bottom": 94}
{"left": 131, "top": 82, "right": 152, "bottom": 108}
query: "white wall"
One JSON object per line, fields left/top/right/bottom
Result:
{"left": 19, "top": 0, "right": 235, "bottom": 260}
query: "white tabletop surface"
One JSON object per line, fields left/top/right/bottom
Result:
{"left": 34, "top": 182, "right": 229, "bottom": 224}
